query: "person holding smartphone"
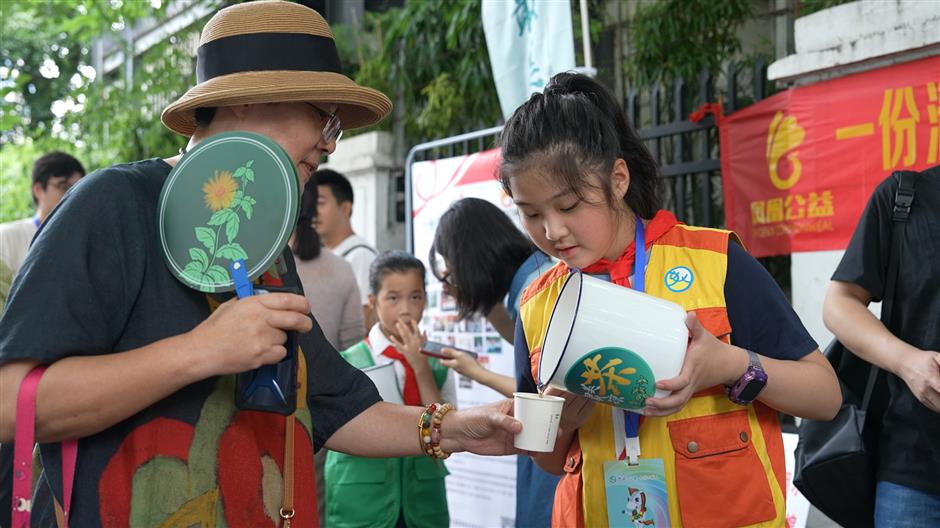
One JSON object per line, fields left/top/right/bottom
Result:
{"left": 429, "top": 197, "right": 559, "bottom": 528}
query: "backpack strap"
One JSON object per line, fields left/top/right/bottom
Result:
{"left": 859, "top": 170, "right": 921, "bottom": 412}
{"left": 882, "top": 170, "right": 921, "bottom": 324}
{"left": 340, "top": 244, "right": 377, "bottom": 258}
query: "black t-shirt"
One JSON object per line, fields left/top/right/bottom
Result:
{"left": 516, "top": 241, "right": 818, "bottom": 391}
{"left": 0, "top": 159, "right": 381, "bottom": 526}
{"left": 831, "top": 169, "right": 940, "bottom": 495}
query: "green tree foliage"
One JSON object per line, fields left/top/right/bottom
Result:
{"left": 0, "top": 0, "right": 203, "bottom": 223}
{"left": 628, "top": 0, "right": 754, "bottom": 86}
{"left": 0, "top": 0, "right": 164, "bottom": 138}
{"left": 341, "top": 0, "right": 502, "bottom": 142}
{"left": 572, "top": 0, "right": 606, "bottom": 69}
{"left": 0, "top": 259, "right": 11, "bottom": 314}
{"left": 1, "top": 0, "right": 505, "bottom": 224}
{"left": 797, "top": 0, "right": 855, "bottom": 16}
{"left": 0, "top": 139, "right": 44, "bottom": 223}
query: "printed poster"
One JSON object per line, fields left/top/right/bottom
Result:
{"left": 411, "top": 149, "right": 519, "bottom": 528}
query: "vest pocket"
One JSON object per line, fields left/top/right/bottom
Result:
{"left": 325, "top": 453, "right": 395, "bottom": 527}
{"left": 405, "top": 457, "right": 450, "bottom": 527}
{"left": 326, "top": 452, "right": 390, "bottom": 484}
{"left": 667, "top": 410, "right": 777, "bottom": 527}
{"left": 413, "top": 456, "right": 449, "bottom": 480}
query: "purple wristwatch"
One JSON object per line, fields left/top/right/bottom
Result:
{"left": 727, "top": 350, "right": 768, "bottom": 405}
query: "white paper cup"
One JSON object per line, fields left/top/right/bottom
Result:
{"left": 363, "top": 363, "right": 403, "bottom": 405}
{"left": 513, "top": 392, "right": 565, "bottom": 452}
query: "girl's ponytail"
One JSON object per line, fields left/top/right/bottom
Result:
{"left": 499, "top": 72, "right": 661, "bottom": 219}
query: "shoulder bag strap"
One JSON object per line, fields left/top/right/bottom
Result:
{"left": 340, "top": 244, "right": 377, "bottom": 258}
{"left": 279, "top": 413, "right": 296, "bottom": 527}
{"left": 860, "top": 170, "right": 921, "bottom": 411}
{"left": 12, "top": 366, "right": 78, "bottom": 528}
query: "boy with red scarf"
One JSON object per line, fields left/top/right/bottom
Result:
{"left": 325, "top": 250, "right": 455, "bottom": 528}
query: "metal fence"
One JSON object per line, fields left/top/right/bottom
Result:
{"left": 627, "top": 59, "right": 770, "bottom": 228}
{"left": 404, "top": 126, "right": 503, "bottom": 252}
{"left": 404, "top": 60, "right": 771, "bottom": 251}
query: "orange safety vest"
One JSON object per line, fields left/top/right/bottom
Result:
{"left": 519, "top": 224, "right": 787, "bottom": 528}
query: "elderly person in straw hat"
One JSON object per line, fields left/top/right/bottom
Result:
{"left": 0, "top": 2, "right": 520, "bottom": 526}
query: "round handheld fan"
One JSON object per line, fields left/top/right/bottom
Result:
{"left": 157, "top": 131, "right": 299, "bottom": 293}
{"left": 157, "top": 131, "right": 301, "bottom": 415}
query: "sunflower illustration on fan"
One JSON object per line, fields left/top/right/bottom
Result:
{"left": 182, "top": 160, "right": 258, "bottom": 284}
{"left": 202, "top": 171, "right": 239, "bottom": 211}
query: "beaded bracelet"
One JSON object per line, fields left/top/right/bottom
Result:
{"left": 430, "top": 403, "right": 454, "bottom": 459}
{"left": 417, "top": 403, "right": 454, "bottom": 460}
{"left": 418, "top": 403, "right": 439, "bottom": 457}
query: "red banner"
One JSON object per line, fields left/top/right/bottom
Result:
{"left": 719, "top": 55, "right": 939, "bottom": 257}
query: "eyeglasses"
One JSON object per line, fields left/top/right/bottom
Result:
{"left": 438, "top": 271, "right": 455, "bottom": 287}
{"left": 308, "top": 103, "right": 343, "bottom": 144}
{"left": 431, "top": 253, "right": 454, "bottom": 286}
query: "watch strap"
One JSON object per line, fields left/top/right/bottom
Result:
{"left": 728, "top": 349, "right": 767, "bottom": 405}
{"left": 747, "top": 349, "right": 763, "bottom": 370}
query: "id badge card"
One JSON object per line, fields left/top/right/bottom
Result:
{"left": 604, "top": 458, "right": 671, "bottom": 527}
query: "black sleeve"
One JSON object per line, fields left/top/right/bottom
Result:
{"left": 281, "top": 250, "right": 381, "bottom": 451}
{"left": 725, "top": 242, "right": 818, "bottom": 360}
{"left": 299, "top": 320, "right": 381, "bottom": 451}
{"left": 0, "top": 168, "right": 148, "bottom": 364}
{"left": 831, "top": 175, "right": 896, "bottom": 301}
{"left": 514, "top": 316, "right": 538, "bottom": 393}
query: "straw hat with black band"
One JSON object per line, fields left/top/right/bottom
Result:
{"left": 161, "top": 0, "right": 392, "bottom": 138}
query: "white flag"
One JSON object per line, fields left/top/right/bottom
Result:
{"left": 482, "top": 0, "right": 576, "bottom": 120}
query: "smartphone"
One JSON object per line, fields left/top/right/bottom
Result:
{"left": 422, "top": 341, "right": 478, "bottom": 360}
{"left": 234, "top": 285, "right": 300, "bottom": 415}
{"left": 235, "top": 330, "right": 297, "bottom": 415}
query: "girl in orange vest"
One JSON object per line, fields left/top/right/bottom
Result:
{"left": 499, "top": 72, "right": 842, "bottom": 527}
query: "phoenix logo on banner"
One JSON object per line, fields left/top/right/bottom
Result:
{"left": 766, "top": 111, "right": 805, "bottom": 191}
{"left": 752, "top": 111, "right": 833, "bottom": 236}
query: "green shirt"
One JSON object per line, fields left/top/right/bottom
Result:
{"left": 324, "top": 338, "right": 451, "bottom": 528}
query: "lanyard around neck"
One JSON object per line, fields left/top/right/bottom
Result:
{"left": 633, "top": 215, "right": 647, "bottom": 293}
{"left": 622, "top": 215, "right": 645, "bottom": 463}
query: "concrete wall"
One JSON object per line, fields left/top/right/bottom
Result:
{"left": 768, "top": 0, "right": 940, "bottom": 84}
{"left": 791, "top": 250, "right": 882, "bottom": 349}
{"left": 321, "top": 131, "right": 405, "bottom": 252}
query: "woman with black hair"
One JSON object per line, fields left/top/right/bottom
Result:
{"left": 429, "top": 197, "right": 559, "bottom": 528}
{"left": 429, "top": 198, "right": 551, "bottom": 394}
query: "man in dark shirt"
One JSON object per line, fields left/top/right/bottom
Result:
{"left": 824, "top": 166, "right": 940, "bottom": 526}
{"left": 0, "top": 2, "right": 519, "bottom": 525}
